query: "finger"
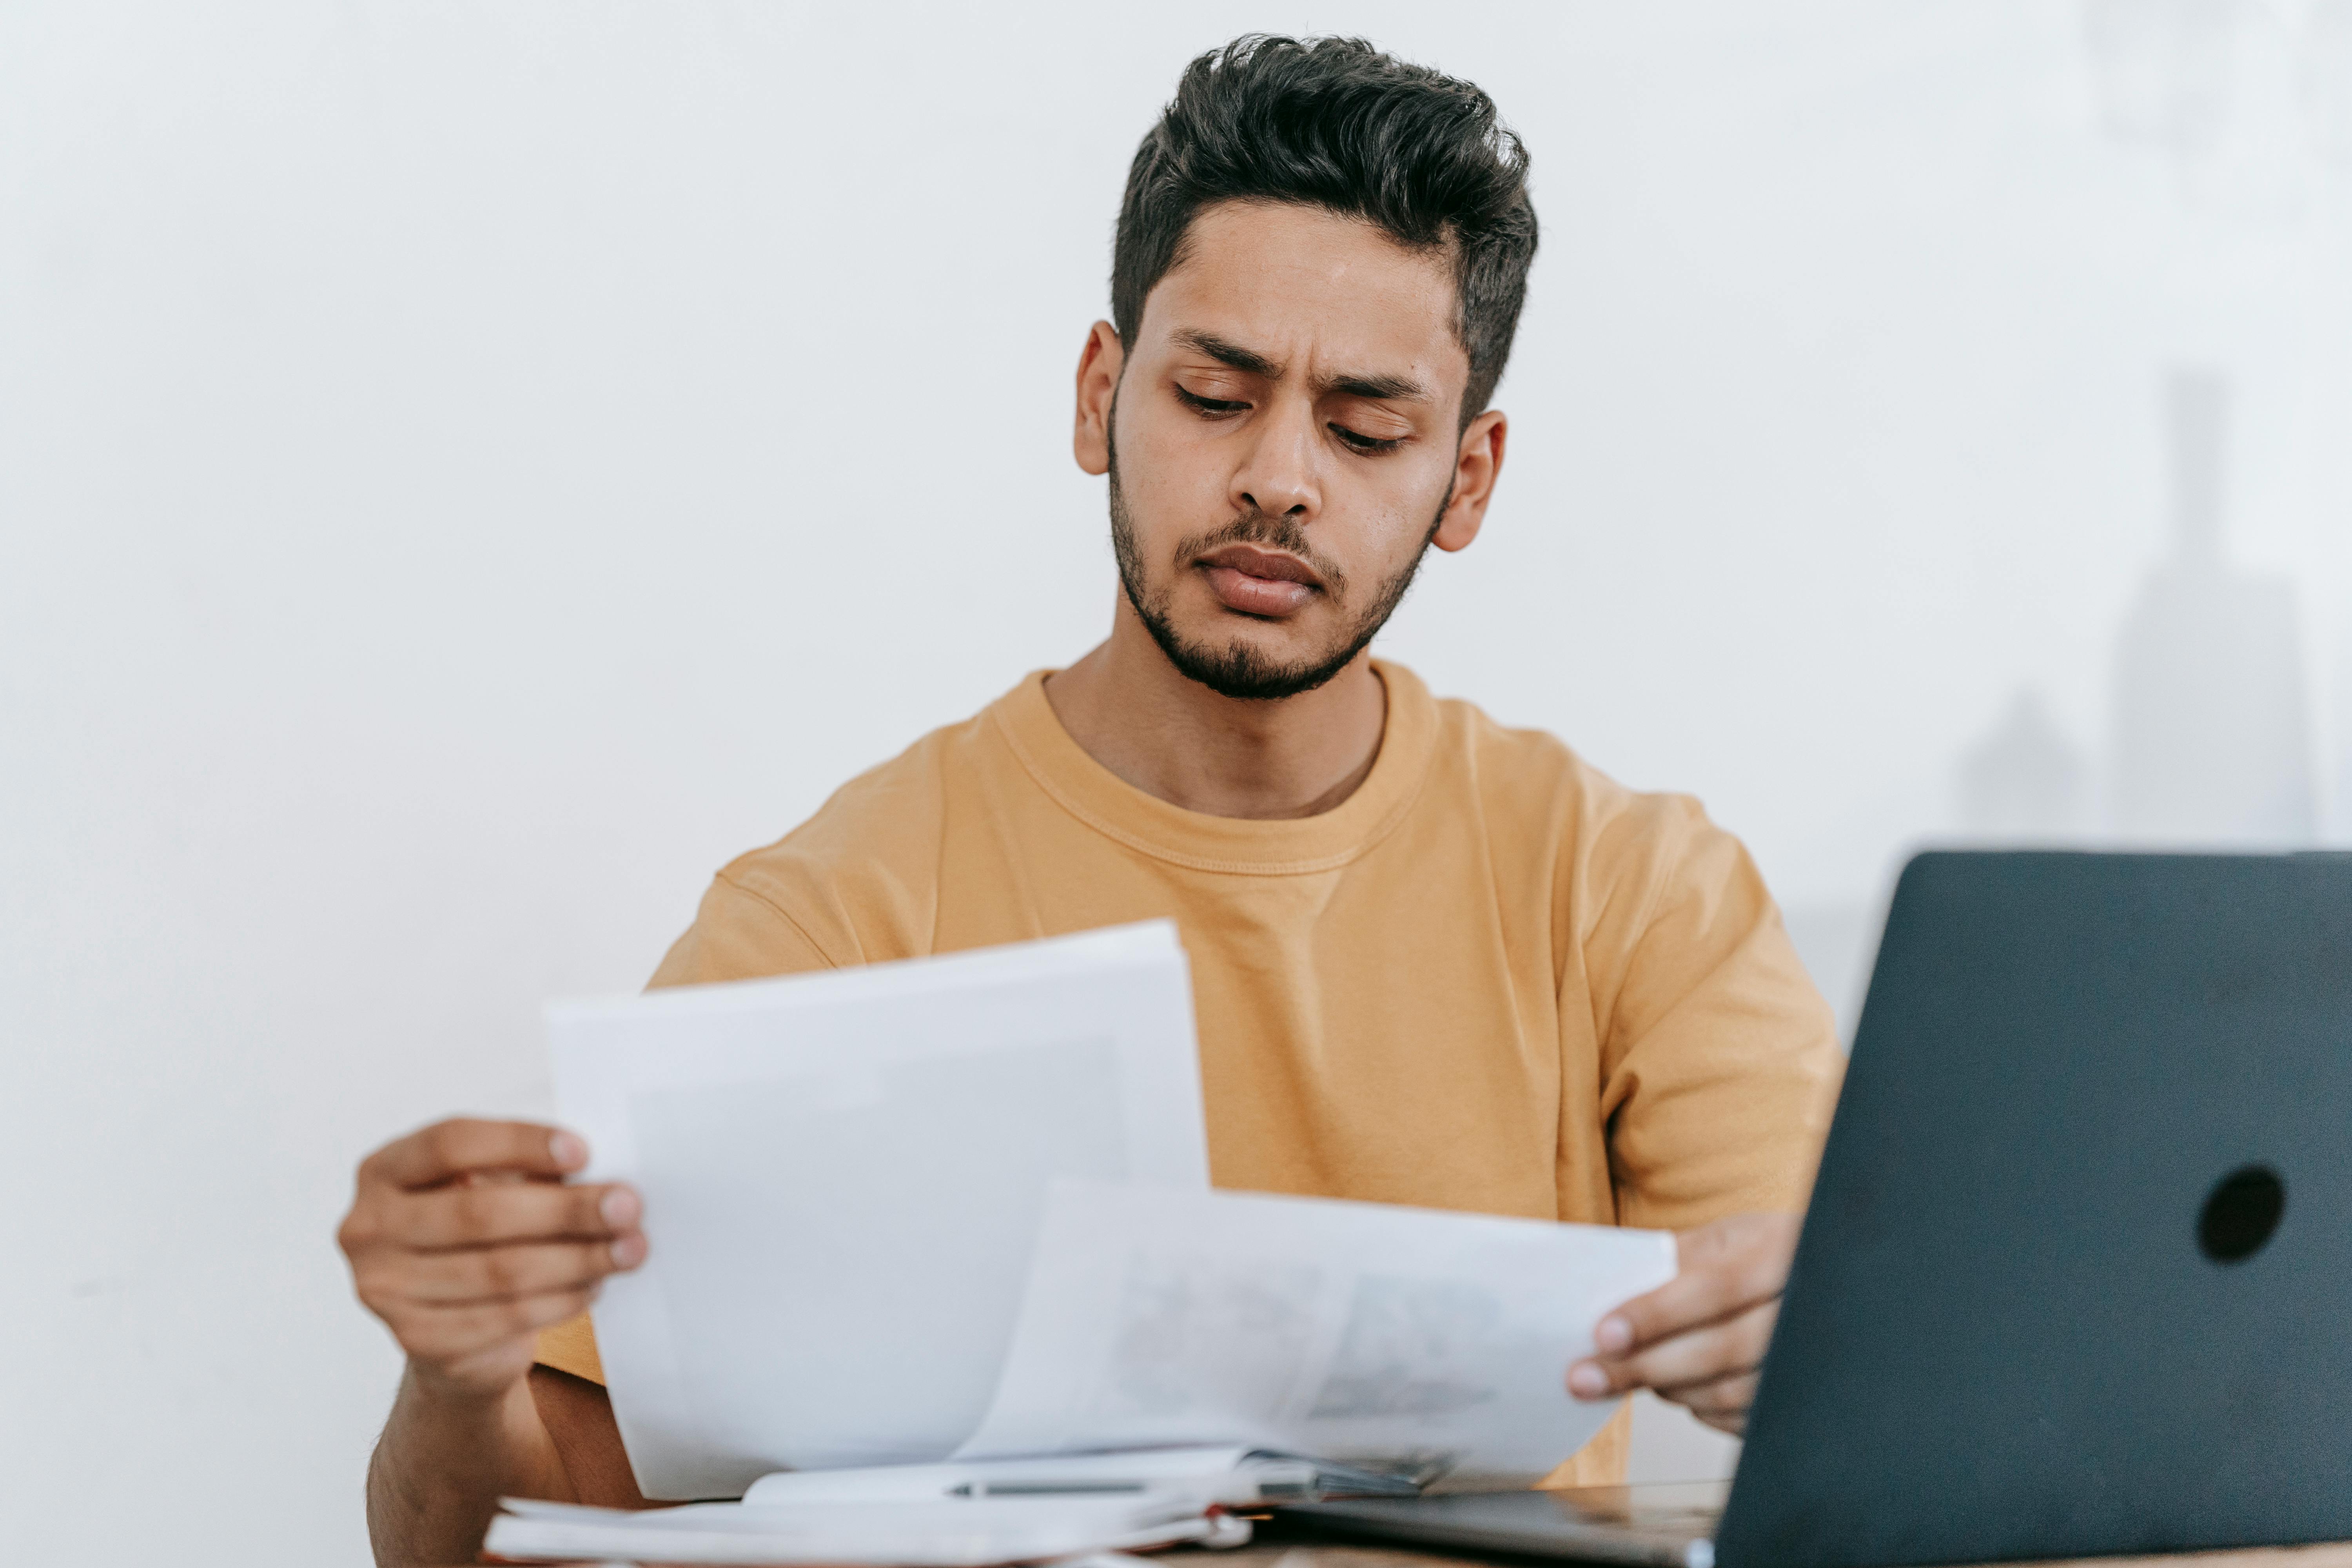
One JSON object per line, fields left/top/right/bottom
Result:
{"left": 1667, "top": 1371, "right": 1760, "bottom": 1420}
{"left": 1595, "top": 1241, "right": 1784, "bottom": 1356}
{"left": 1572, "top": 1300, "right": 1777, "bottom": 1398}
{"left": 397, "top": 1286, "right": 603, "bottom": 1363}
{"left": 1627, "top": 1302, "right": 1776, "bottom": 1393}
{"left": 363, "top": 1119, "right": 589, "bottom": 1191}
{"left": 377, "top": 1237, "right": 646, "bottom": 1305}
{"left": 394, "top": 1180, "right": 640, "bottom": 1250}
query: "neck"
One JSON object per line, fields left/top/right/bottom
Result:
{"left": 1042, "top": 598, "right": 1387, "bottom": 820}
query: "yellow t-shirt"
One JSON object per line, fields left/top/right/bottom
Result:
{"left": 537, "top": 661, "right": 1843, "bottom": 1485}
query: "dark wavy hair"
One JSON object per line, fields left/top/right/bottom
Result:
{"left": 1111, "top": 35, "right": 1539, "bottom": 426}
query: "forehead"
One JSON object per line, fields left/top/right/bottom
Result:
{"left": 1140, "top": 201, "right": 1467, "bottom": 384}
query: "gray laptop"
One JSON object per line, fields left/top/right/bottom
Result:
{"left": 1284, "top": 851, "right": 2352, "bottom": 1568}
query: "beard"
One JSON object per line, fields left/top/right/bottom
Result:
{"left": 1107, "top": 438, "right": 1447, "bottom": 703}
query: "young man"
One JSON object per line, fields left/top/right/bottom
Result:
{"left": 337, "top": 36, "right": 1841, "bottom": 1567}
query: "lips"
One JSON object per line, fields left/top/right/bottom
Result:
{"left": 1196, "top": 544, "right": 1323, "bottom": 618}
{"left": 1197, "top": 544, "right": 1324, "bottom": 589}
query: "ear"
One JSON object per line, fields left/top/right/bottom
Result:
{"left": 1432, "top": 408, "right": 1507, "bottom": 553}
{"left": 1073, "top": 321, "right": 1124, "bottom": 477}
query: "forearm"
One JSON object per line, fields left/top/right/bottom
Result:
{"left": 366, "top": 1365, "right": 573, "bottom": 1568}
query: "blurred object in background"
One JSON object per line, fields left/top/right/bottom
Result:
{"left": 2083, "top": 0, "right": 2240, "bottom": 157}
{"left": 2084, "top": 0, "right": 2343, "bottom": 214}
{"left": 2110, "top": 368, "right": 2317, "bottom": 844}
{"left": 1955, "top": 690, "right": 2089, "bottom": 842}
{"left": 2305, "top": 0, "right": 2352, "bottom": 167}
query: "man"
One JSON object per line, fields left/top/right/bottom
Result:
{"left": 338, "top": 35, "right": 1841, "bottom": 1568}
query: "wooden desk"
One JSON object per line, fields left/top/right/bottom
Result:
{"left": 1207, "top": 1537, "right": 2352, "bottom": 1568}
{"left": 468, "top": 1536, "right": 2352, "bottom": 1567}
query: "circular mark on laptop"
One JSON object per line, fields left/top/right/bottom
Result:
{"left": 2198, "top": 1165, "right": 2285, "bottom": 1263}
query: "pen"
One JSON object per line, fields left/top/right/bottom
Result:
{"left": 948, "top": 1480, "right": 1150, "bottom": 1497}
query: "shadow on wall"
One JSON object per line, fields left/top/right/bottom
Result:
{"left": 1960, "top": 366, "right": 2316, "bottom": 850}
{"left": 2108, "top": 369, "right": 2315, "bottom": 843}
{"left": 1786, "top": 367, "right": 2323, "bottom": 1049}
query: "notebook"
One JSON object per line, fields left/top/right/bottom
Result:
{"left": 482, "top": 1489, "right": 1248, "bottom": 1566}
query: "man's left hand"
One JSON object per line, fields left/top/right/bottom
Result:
{"left": 1565, "top": 1211, "right": 1800, "bottom": 1435}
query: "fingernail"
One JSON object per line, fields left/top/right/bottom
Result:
{"left": 1595, "top": 1315, "right": 1632, "bottom": 1354}
{"left": 1568, "top": 1363, "right": 1610, "bottom": 1399}
{"left": 610, "top": 1233, "right": 648, "bottom": 1269}
{"left": 550, "top": 1131, "right": 588, "bottom": 1171}
{"left": 601, "top": 1187, "right": 640, "bottom": 1227}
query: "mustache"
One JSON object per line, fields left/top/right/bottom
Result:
{"left": 1174, "top": 508, "right": 1351, "bottom": 599}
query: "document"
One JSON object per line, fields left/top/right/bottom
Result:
{"left": 548, "top": 922, "right": 1209, "bottom": 1500}
{"left": 956, "top": 1181, "right": 1679, "bottom": 1486}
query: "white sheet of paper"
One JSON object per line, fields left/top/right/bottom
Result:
{"left": 549, "top": 922, "right": 1209, "bottom": 1499}
{"left": 956, "top": 1181, "right": 1679, "bottom": 1484}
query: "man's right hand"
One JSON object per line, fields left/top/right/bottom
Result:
{"left": 338, "top": 1118, "right": 646, "bottom": 1399}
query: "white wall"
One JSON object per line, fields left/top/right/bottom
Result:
{"left": 4, "top": 2, "right": 2347, "bottom": 1558}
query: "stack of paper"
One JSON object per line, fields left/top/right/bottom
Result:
{"left": 547, "top": 920, "right": 1679, "bottom": 1508}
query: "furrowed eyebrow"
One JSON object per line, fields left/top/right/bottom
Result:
{"left": 1170, "top": 328, "right": 1430, "bottom": 404}
{"left": 1172, "top": 328, "right": 1284, "bottom": 380}
{"left": 1318, "top": 370, "right": 1430, "bottom": 403}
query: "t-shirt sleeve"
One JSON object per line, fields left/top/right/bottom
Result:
{"left": 535, "top": 1310, "right": 605, "bottom": 1383}
{"left": 647, "top": 870, "right": 842, "bottom": 985}
{"left": 535, "top": 873, "right": 840, "bottom": 1383}
{"left": 1590, "top": 797, "right": 1845, "bottom": 1232}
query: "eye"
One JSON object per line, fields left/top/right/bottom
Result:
{"left": 1330, "top": 423, "right": 1406, "bottom": 456}
{"left": 1174, "top": 385, "right": 1249, "bottom": 417}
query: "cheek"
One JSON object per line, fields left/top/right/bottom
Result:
{"left": 1326, "top": 456, "right": 1455, "bottom": 555}
{"left": 1119, "top": 407, "right": 1232, "bottom": 530}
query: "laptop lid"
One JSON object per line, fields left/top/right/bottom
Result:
{"left": 1717, "top": 851, "right": 2352, "bottom": 1568}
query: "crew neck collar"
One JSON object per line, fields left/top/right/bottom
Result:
{"left": 989, "top": 659, "right": 1439, "bottom": 875}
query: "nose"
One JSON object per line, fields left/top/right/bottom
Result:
{"left": 1231, "top": 397, "right": 1320, "bottom": 522}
